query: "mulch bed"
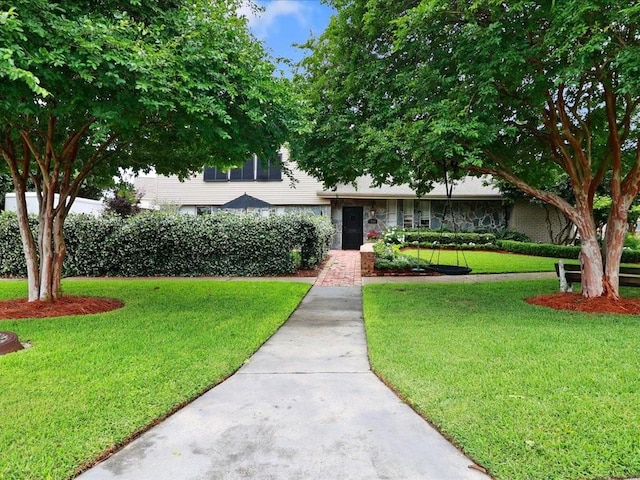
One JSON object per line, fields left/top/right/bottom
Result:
{"left": 526, "top": 293, "right": 640, "bottom": 315}
{"left": 2, "top": 290, "right": 638, "bottom": 319}
{"left": 0, "top": 296, "right": 124, "bottom": 319}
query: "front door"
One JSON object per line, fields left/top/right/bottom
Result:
{"left": 342, "top": 206, "right": 364, "bottom": 250}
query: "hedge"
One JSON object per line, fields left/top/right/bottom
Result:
{"left": 383, "top": 227, "right": 497, "bottom": 246}
{"left": 0, "top": 211, "right": 334, "bottom": 278}
{"left": 495, "top": 239, "right": 640, "bottom": 263}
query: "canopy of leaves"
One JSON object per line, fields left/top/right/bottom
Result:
{"left": 0, "top": 0, "right": 303, "bottom": 181}
{"left": 292, "top": 0, "right": 640, "bottom": 208}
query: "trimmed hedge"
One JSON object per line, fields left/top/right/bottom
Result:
{"left": 495, "top": 239, "right": 640, "bottom": 263}
{"left": 0, "top": 211, "right": 334, "bottom": 278}
{"left": 383, "top": 227, "right": 497, "bottom": 246}
{"left": 495, "top": 240, "right": 582, "bottom": 259}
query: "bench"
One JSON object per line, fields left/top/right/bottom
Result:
{"left": 554, "top": 262, "right": 640, "bottom": 290}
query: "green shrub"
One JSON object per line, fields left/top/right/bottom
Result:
{"left": 624, "top": 233, "right": 640, "bottom": 250}
{"left": 0, "top": 211, "right": 334, "bottom": 278}
{"left": 373, "top": 241, "right": 430, "bottom": 270}
{"left": 495, "top": 229, "right": 532, "bottom": 242}
{"left": 383, "top": 227, "right": 496, "bottom": 246}
{"left": 497, "top": 240, "right": 581, "bottom": 258}
{"left": 0, "top": 211, "right": 34, "bottom": 277}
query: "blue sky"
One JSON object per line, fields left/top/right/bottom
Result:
{"left": 237, "top": 0, "right": 335, "bottom": 74}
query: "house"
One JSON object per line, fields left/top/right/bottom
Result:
{"left": 134, "top": 149, "right": 570, "bottom": 249}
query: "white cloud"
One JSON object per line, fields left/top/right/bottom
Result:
{"left": 238, "top": 0, "right": 311, "bottom": 40}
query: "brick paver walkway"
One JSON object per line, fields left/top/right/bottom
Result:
{"left": 315, "top": 250, "right": 361, "bottom": 287}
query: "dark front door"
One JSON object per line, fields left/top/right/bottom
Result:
{"left": 342, "top": 206, "right": 364, "bottom": 250}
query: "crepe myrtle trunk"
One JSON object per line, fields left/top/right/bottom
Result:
{"left": 14, "top": 188, "right": 69, "bottom": 302}
{"left": 603, "top": 199, "right": 632, "bottom": 300}
{"left": 572, "top": 205, "right": 606, "bottom": 298}
{"left": 13, "top": 185, "right": 41, "bottom": 301}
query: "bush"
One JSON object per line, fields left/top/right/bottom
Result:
{"left": 373, "top": 241, "right": 430, "bottom": 271}
{"left": 624, "top": 233, "right": 640, "bottom": 250}
{"left": 0, "top": 211, "right": 334, "bottom": 278}
{"left": 383, "top": 227, "right": 496, "bottom": 247}
{"left": 496, "top": 240, "right": 581, "bottom": 258}
{"left": 0, "top": 211, "right": 32, "bottom": 277}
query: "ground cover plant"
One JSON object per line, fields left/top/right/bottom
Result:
{"left": 0, "top": 279, "right": 309, "bottom": 480}
{"left": 363, "top": 280, "right": 640, "bottom": 480}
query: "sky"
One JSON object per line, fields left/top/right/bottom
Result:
{"left": 237, "top": 0, "right": 335, "bottom": 75}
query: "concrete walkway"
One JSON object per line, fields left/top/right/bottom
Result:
{"left": 79, "top": 251, "right": 491, "bottom": 480}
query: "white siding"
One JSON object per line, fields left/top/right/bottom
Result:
{"left": 135, "top": 159, "right": 329, "bottom": 209}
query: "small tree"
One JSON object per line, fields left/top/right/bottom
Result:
{"left": 0, "top": 0, "right": 304, "bottom": 301}
{"left": 103, "top": 181, "right": 141, "bottom": 218}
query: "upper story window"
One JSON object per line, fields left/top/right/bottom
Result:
{"left": 203, "top": 154, "right": 282, "bottom": 182}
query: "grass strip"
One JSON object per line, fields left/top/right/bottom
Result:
{"left": 400, "top": 249, "right": 559, "bottom": 273}
{"left": 364, "top": 280, "right": 640, "bottom": 480}
{"left": 0, "top": 279, "right": 309, "bottom": 480}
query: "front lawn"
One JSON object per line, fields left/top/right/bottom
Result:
{"left": 0, "top": 279, "right": 309, "bottom": 480}
{"left": 400, "top": 248, "right": 559, "bottom": 273}
{"left": 364, "top": 280, "right": 640, "bottom": 480}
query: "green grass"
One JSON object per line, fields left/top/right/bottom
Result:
{"left": 401, "top": 248, "right": 559, "bottom": 273}
{"left": 0, "top": 279, "right": 309, "bottom": 480}
{"left": 364, "top": 280, "right": 640, "bottom": 480}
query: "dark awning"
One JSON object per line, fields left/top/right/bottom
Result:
{"left": 220, "top": 193, "right": 272, "bottom": 209}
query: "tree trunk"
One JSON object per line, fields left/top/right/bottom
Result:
{"left": 602, "top": 200, "right": 630, "bottom": 300}
{"left": 578, "top": 235, "right": 605, "bottom": 298}
{"left": 13, "top": 187, "right": 41, "bottom": 301}
{"left": 38, "top": 212, "right": 55, "bottom": 301}
{"left": 51, "top": 209, "right": 67, "bottom": 299}
{"left": 573, "top": 212, "right": 605, "bottom": 298}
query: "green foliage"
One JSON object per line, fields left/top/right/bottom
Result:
{"left": 0, "top": 211, "right": 33, "bottom": 275}
{"left": 624, "top": 233, "right": 640, "bottom": 250}
{"left": 1, "top": 0, "right": 303, "bottom": 176}
{"left": 292, "top": 0, "right": 640, "bottom": 294}
{"left": 0, "top": 0, "right": 306, "bottom": 299}
{"left": 103, "top": 180, "right": 141, "bottom": 217}
{"left": 364, "top": 280, "right": 640, "bottom": 480}
{"left": 496, "top": 240, "right": 582, "bottom": 259}
{"left": 495, "top": 229, "right": 532, "bottom": 243}
{"left": 373, "top": 241, "right": 430, "bottom": 271}
{"left": 0, "top": 212, "right": 334, "bottom": 277}
{"left": 0, "top": 279, "right": 309, "bottom": 480}
{"left": 497, "top": 238, "right": 640, "bottom": 263}
{"left": 382, "top": 227, "right": 496, "bottom": 246}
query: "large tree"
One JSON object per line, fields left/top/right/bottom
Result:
{"left": 0, "top": 0, "right": 303, "bottom": 301}
{"left": 292, "top": 0, "right": 640, "bottom": 299}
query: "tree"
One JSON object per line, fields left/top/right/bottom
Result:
{"left": 292, "top": 0, "right": 640, "bottom": 298}
{"left": 103, "top": 180, "right": 141, "bottom": 217}
{"left": 0, "top": 0, "right": 303, "bottom": 301}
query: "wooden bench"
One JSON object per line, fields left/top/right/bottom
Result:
{"left": 554, "top": 262, "right": 640, "bottom": 289}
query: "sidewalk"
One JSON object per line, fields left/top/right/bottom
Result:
{"left": 78, "top": 251, "right": 491, "bottom": 480}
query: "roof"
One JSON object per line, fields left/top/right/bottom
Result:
{"left": 318, "top": 175, "right": 502, "bottom": 200}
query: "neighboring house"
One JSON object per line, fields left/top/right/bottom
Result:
{"left": 134, "top": 150, "right": 570, "bottom": 249}
{"left": 4, "top": 192, "right": 104, "bottom": 216}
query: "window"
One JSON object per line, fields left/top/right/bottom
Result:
{"left": 196, "top": 206, "right": 213, "bottom": 215}
{"left": 256, "top": 153, "right": 282, "bottom": 181}
{"left": 417, "top": 200, "right": 430, "bottom": 227}
{"left": 403, "top": 200, "right": 414, "bottom": 227}
{"left": 203, "top": 167, "right": 228, "bottom": 182}
{"left": 203, "top": 154, "right": 282, "bottom": 182}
